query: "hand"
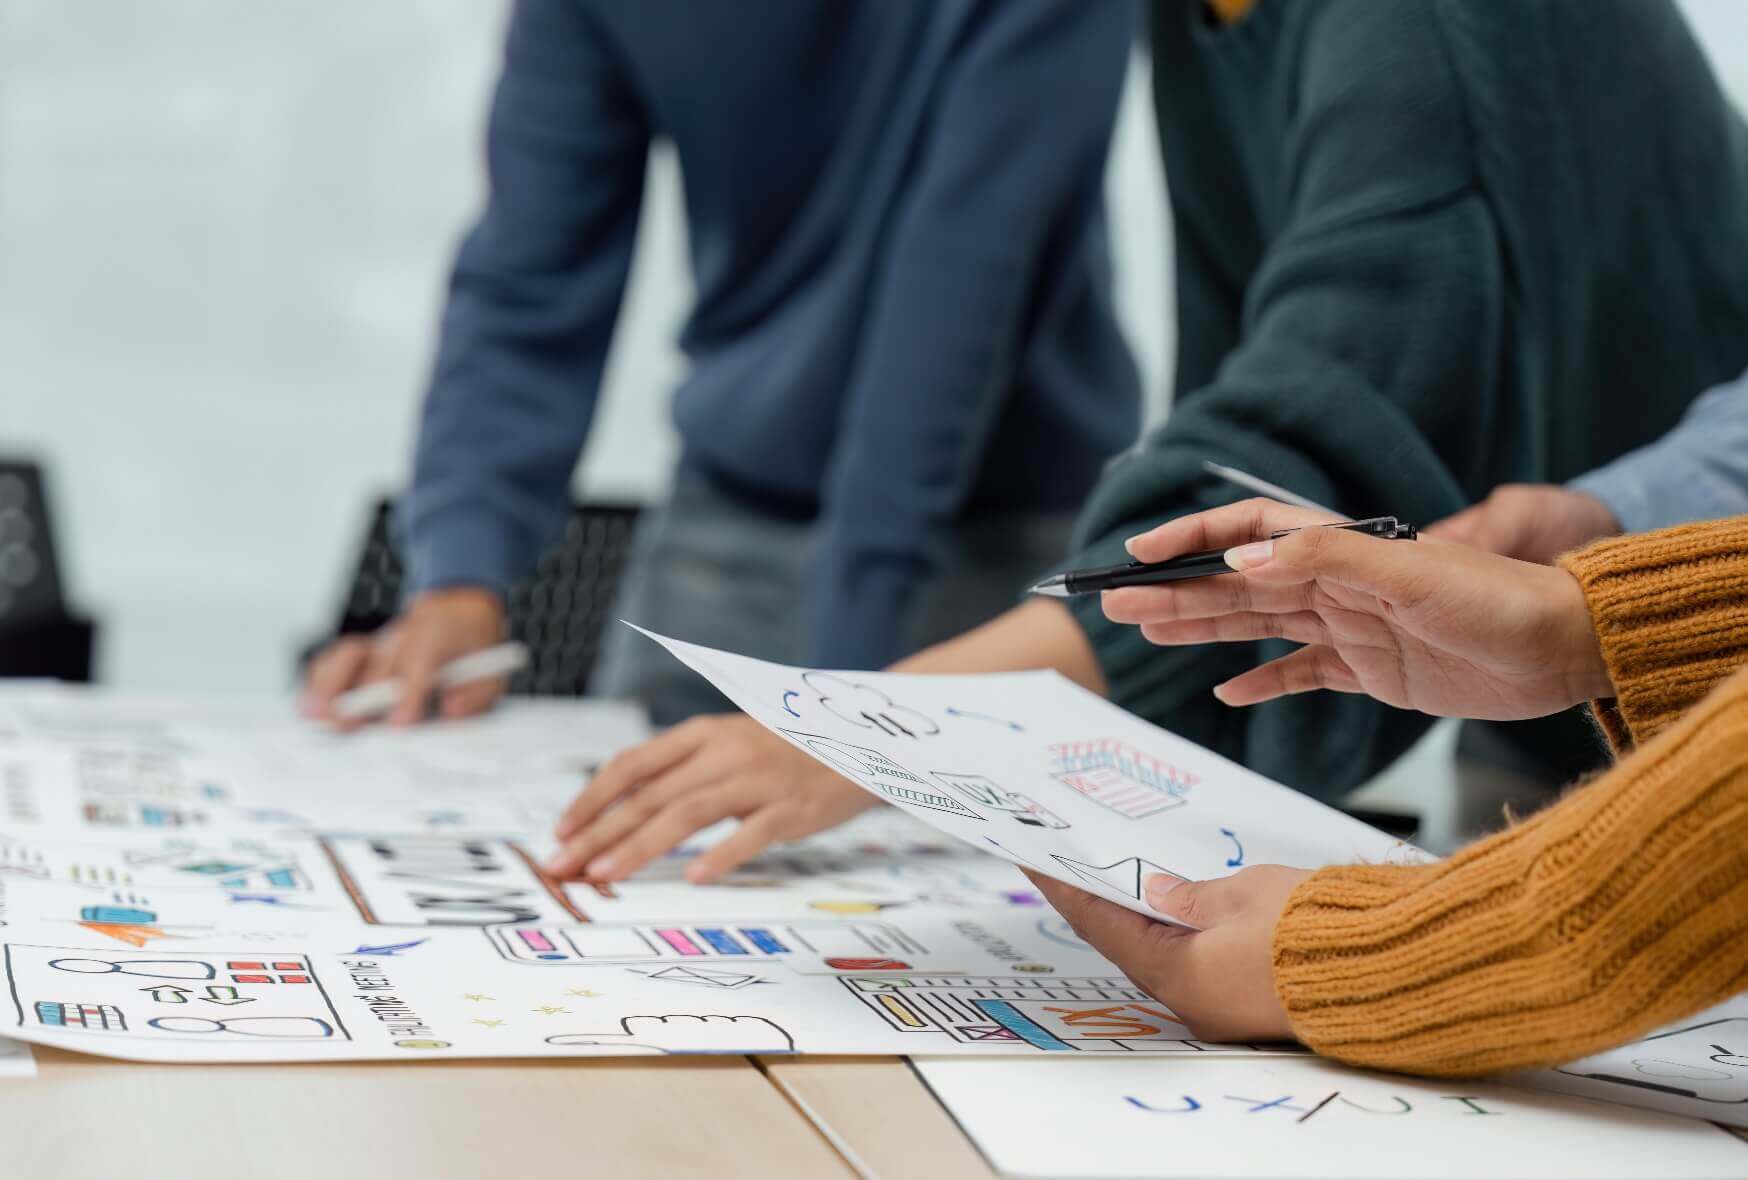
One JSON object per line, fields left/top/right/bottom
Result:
{"left": 300, "top": 587, "right": 507, "bottom": 728}
{"left": 1025, "top": 866, "right": 1309, "bottom": 1043}
{"left": 545, "top": 714, "right": 879, "bottom": 883}
{"left": 1428, "top": 484, "right": 1620, "bottom": 564}
{"left": 1103, "top": 498, "right": 1613, "bottom": 720}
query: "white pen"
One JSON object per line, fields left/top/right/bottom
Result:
{"left": 331, "top": 641, "right": 530, "bottom": 722}
{"left": 1200, "top": 460, "right": 1344, "bottom": 517}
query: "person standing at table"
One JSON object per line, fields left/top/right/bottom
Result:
{"left": 303, "top": 0, "right": 1142, "bottom": 725}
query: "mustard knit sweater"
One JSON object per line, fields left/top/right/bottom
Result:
{"left": 1272, "top": 516, "right": 1748, "bottom": 1077}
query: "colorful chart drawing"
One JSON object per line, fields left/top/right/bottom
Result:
{"left": 319, "top": 835, "right": 586, "bottom": 926}
{"left": 631, "top": 965, "right": 772, "bottom": 990}
{"left": 1555, "top": 1018, "right": 1748, "bottom": 1104}
{"left": 1048, "top": 739, "right": 1197, "bottom": 819}
{"left": 1050, "top": 855, "right": 1186, "bottom": 902}
{"left": 933, "top": 773, "right": 1069, "bottom": 830}
{"left": 801, "top": 672, "right": 940, "bottom": 738}
{"left": 778, "top": 730, "right": 979, "bottom": 819}
{"left": 36, "top": 1001, "right": 125, "bottom": 1031}
{"left": 841, "top": 975, "right": 1201, "bottom": 1052}
{"left": 485, "top": 919, "right": 927, "bottom": 969}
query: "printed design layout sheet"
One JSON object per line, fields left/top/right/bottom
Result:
{"left": 639, "top": 629, "right": 1425, "bottom": 921}
{"left": 1516, "top": 996, "right": 1748, "bottom": 1130}
{"left": 913, "top": 1056, "right": 1748, "bottom": 1179}
{"left": 0, "top": 685, "right": 1296, "bottom": 1063}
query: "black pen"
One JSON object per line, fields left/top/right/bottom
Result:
{"left": 1027, "top": 516, "right": 1417, "bottom": 598}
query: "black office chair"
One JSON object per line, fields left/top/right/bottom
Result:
{"left": 0, "top": 460, "right": 97, "bottom": 682}
{"left": 311, "top": 498, "right": 641, "bottom": 697}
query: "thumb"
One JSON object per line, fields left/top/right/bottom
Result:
{"left": 1144, "top": 873, "right": 1245, "bottom": 930}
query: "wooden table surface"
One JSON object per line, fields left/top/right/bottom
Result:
{"left": 6, "top": 1047, "right": 940, "bottom": 1179}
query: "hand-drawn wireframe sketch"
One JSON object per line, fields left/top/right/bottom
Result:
{"left": 802, "top": 672, "right": 940, "bottom": 739}
{"left": 1554, "top": 1018, "right": 1748, "bottom": 1104}
{"left": 934, "top": 773, "right": 1069, "bottom": 830}
{"left": 1049, "top": 739, "right": 1197, "bottom": 819}
{"left": 546, "top": 1014, "right": 795, "bottom": 1055}
{"left": 777, "top": 730, "right": 980, "bottom": 818}
{"left": 943, "top": 705, "right": 1025, "bottom": 732}
{"left": 7, "top": 943, "right": 352, "bottom": 1047}
{"left": 485, "top": 919, "right": 928, "bottom": 971}
{"left": 629, "top": 965, "right": 773, "bottom": 990}
{"left": 841, "top": 974, "right": 1248, "bottom": 1052}
{"left": 147, "top": 1015, "right": 335, "bottom": 1039}
{"left": 1051, "top": 855, "right": 1187, "bottom": 902}
{"left": 319, "top": 835, "right": 586, "bottom": 926}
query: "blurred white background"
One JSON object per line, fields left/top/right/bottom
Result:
{"left": 4, "top": 1, "right": 1747, "bottom": 692}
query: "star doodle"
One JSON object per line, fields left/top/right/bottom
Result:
{"left": 532, "top": 1005, "right": 570, "bottom": 1016}
{"left": 472, "top": 1018, "right": 505, "bottom": 1029}
{"left": 564, "top": 988, "right": 602, "bottom": 999}
{"left": 463, "top": 993, "right": 495, "bottom": 1002}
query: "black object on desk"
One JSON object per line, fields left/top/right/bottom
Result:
{"left": 308, "top": 499, "right": 641, "bottom": 697}
{"left": 0, "top": 460, "right": 98, "bottom": 682}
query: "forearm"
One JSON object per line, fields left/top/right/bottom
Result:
{"left": 892, "top": 598, "right": 1107, "bottom": 696}
{"left": 1273, "top": 663, "right": 1748, "bottom": 1078}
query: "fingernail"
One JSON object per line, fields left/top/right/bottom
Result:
{"left": 684, "top": 862, "right": 709, "bottom": 884}
{"left": 1124, "top": 535, "right": 1145, "bottom": 557}
{"left": 586, "top": 855, "right": 616, "bottom": 880}
{"left": 1144, "top": 873, "right": 1183, "bottom": 912}
{"left": 1212, "top": 681, "right": 1237, "bottom": 705}
{"left": 542, "top": 854, "right": 573, "bottom": 876}
{"left": 1224, "top": 540, "right": 1275, "bottom": 570}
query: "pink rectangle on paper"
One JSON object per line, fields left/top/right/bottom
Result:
{"left": 656, "top": 928, "right": 705, "bottom": 956}
{"left": 518, "top": 929, "right": 557, "bottom": 953}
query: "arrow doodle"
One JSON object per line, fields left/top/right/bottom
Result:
{"left": 200, "top": 985, "right": 254, "bottom": 1006}
{"left": 781, "top": 690, "right": 801, "bottom": 718}
{"left": 944, "top": 706, "right": 1025, "bottom": 733}
{"left": 349, "top": 939, "right": 429, "bottom": 957}
{"left": 140, "top": 984, "right": 191, "bottom": 1004}
{"left": 1220, "top": 828, "right": 1245, "bottom": 868}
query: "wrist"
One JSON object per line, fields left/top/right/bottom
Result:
{"left": 1553, "top": 570, "right": 1612, "bottom": 705}
{"left": 409, "top": 586, "right": 506, "bottom": 627}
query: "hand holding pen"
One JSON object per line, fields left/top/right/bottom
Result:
{"left": 1092, "top": 498, "right": 1613, "bottom": 721}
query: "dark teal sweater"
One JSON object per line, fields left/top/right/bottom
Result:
{"left": 1068, "top": 0, "right": 1748, "bottom": 800}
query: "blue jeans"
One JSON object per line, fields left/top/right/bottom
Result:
{"left": 594, "top": 464, "right": 1075, "bottom": 724}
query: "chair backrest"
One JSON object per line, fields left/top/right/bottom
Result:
{"left": 0, "top": 460, "right": 95, "bottom": 682}
{"left": 330, "top": 499, "right": 641, "bottom": 696}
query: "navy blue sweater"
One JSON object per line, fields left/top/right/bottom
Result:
{"left": 405, "top": 0, "right": 1141, "bottom": 668}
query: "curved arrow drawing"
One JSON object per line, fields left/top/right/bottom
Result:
{"left": 781, "top": 691, "right": 801, "bottom": 718}
{"left": 1220, "top": 828, "right": 1244, "bottom": 868}
{"left": 944, "top": 706, "right": 1025, "bottom": 733}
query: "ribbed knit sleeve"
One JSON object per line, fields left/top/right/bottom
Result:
{"left": 1272, "top": 516, "right": 1748, "bottom": 1077}
{"left": 1560, "top": 517, "right": 1748, "bottom": 751}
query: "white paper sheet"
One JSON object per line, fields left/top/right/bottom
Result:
{"left": 0, "top": 688, "right": 1300, "bottom": 1062}
{"left": 913, "top": 1056, "right": 1748, "bottom": 1179}
{"left": 636, "top": 628, "right": 1426, "bottom": 921}
{"left": 1517, "top": 996, "right": 1748, "bottom": 1129}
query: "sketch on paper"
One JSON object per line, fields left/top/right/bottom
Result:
{"left": 934, "top": 773, "right": 1068, "bottom": 830}
{"left": 802, "top": 672, "right": 940, "bottom": 738}
{"left": 1049, "top": 739, "right": 1196, "bottom": 820}
{"left": 485, "top": 919, "right": 928, "bottom": 971}
{"left": 1553, "top": 1017, "right": 1748, "bottom": 1105}
{"left": 546, "top": 1014, "right": 795, "bottom": 1056}
{"left": 320, "top": 835, "right": 586, "bottom": 926}
{"left": 1051, "top": 855, "right": 1187, "bottom": 902}
{"left": 777, "top": 731, "right": 980, "bottom": 819}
